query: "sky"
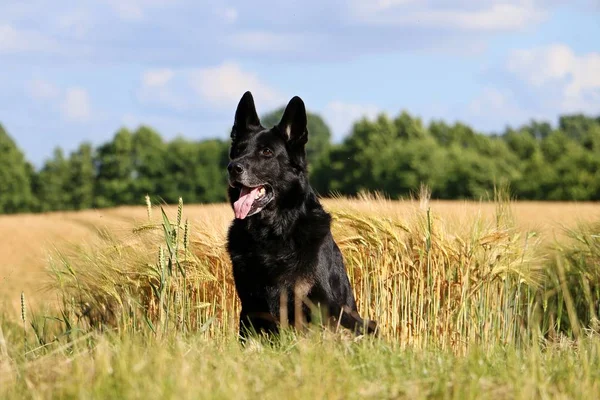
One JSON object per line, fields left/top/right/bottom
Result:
{"left": 1, "top": 0, "right": 599, "bottom": 166}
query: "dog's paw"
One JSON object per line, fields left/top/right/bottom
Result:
{"left": 366, "top": 319, "right": 378, "bottom": 335}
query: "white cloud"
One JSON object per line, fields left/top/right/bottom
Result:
{"left": 349, "top": 1, "right": 546, "bottom": 31}
{"left": 103, "top": 0, "right": 176, "bottom": 21}
{"left": 468, "top": 87, "right": 509, "bottom": 115}
{"left": 104, "top": 0, "right": 145, "bottom": 20}
{"left": 225, "top": 31, "right": 324, "bottom": 55}
{"left": 142, "top": 68, "right": 174, "bottom": 87}
{"left": 507, "top": 44, "right": 600, "bottom": 113}
{"left": 121, "top": 113, "right": 139, "bottom": 128}
{"left": 137, "top": 68, "right": 189, "bottom": 110}
{"left": 56, "top": 10, "right": 91, "bottom": 39}
{"left": 189, "top": 62, "right": 284, "bottom": 110}
{"left": 26, "top": 80, "right": 96, "bottom": 123}
{"left": 324, "top": 101, "right": 381, "bottom": 142}
{"left": 226, "top": 31, "right": 288, "bottom": 52}
{"left": 27, "top": 79, "right": 59, "bottom": 100}
{"left": 136, "top": 63, "right": 283, "bottom": 112}
{"left": 219, "top": 7, "right": 238, "bottom": 24}
{"left": 0, "top": 24, "right": 59, "bottom": 54}
{"left": 0, "top": 0, "right": 573, "bottom": 65}
{"left": 376, "top": 0, "right": 416, "bottom": 7}
{"left": 349, "top": 0, "right": 417, "bottom": 15}
{"left": 61, "top": 87, "right": 92, "bottom": 122}
{"left": 466, "top": 87, "right": 546, "bottom": 123}
{"left": 507, "top": 44, "right": 573, "bottom": 86}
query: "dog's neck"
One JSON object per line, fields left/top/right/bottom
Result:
{"left": 245, "top": 182, "right": 327, "bottom": 239}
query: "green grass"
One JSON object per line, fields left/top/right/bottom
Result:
{"left": 1, "top": 328, "right": 599, "bottom": 399}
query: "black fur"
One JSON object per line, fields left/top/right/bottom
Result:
{"left": 226, "top": 91, "right": 377, "bottom": 340}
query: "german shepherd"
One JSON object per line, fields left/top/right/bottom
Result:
{"left": 226, "top": 91, "right": 377, "bottom": 340}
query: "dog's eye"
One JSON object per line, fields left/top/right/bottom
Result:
{"left": 260, "top": 148, "right": 273, "bottom": 157}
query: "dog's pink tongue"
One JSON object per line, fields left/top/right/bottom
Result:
{"left": 233, "top": 187, "right": 260, "bottom": 219}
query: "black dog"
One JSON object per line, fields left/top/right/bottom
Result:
{"left": 226, "top": 91, "right": 377, "bottom": 340}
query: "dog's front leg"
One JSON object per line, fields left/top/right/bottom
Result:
{"left": 328, "top": 304, "right": 378, "bottom": 336}
{"left": 239, "top": 309, "right": 279, "bottom": 341}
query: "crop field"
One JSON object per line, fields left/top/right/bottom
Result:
{"left": 0, "top": 195, "right": 599, "bottom": 399}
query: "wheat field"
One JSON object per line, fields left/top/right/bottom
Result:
{"left": 1, "top": 198, "right": 597, "bottom": 311}
{"left": 1, "top": 196, "right": 599, "bottom": 399}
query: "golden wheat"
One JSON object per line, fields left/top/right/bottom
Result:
{"left": 38, "top": 192, "right": 584, "bottom": 352}
{"left": 1, "top": 196, "right": 598, "bottom": 351}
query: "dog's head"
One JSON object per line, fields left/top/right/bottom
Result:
{"left": 227, "top": 91, "right": 309, "bottom": 220}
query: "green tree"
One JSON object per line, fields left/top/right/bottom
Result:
{"left": 320, "top": 113, "right": 448, "bottom": 198}
{"left": 394, "top": 111, "right": 428, "bottom": 140}
{"left": 540, "top": 130, "right": 570, "bottom": 164}
{"left": 4, "top": 109, "right": 600, "bottom": 213}
{"left": 160, "top": 138, "right": 229, "bottom": 204}
{"left": 440, "top": 145, "right": 505, "bottom": 199}
{"left": 559, "top": 114, "right": 598, "bottom": 142}
{"left": 195, "top": 139, "right": 229, "bottom": 203}
{"left": 320, "top": 114, "right": 391, "bottom": 195}
{"left": 0, "top": 124, "right": 33, "bottom": 213}
{"left": 547, "top": 140, "right": 599, "bottom": 200}
{"left": 131, "top": 126, "right": 166, "bottom": 199}
{"left": 68, "top": 143, "right": 95, "bottom": 210}
{"left": 35, "top": 148, "right": 72, "bottom": 211}
{"left": 375, "top": 136, "right": 447, "bottom": 197}
{"left": 160, "top": 138, "right": 199, "bottom": 203}
{"left": 512, "top": 149, "right": 556, "bottom": 200}
{"left": 94, "top": 128, "right": 135, "bottom": 207}
{"left": 503, "top": 128, "right": 538, "bottom": 160}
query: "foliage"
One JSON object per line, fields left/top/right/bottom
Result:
{"left": 0, "top": 124, "right": 34, "bottom": 213}
{"left": 0, "top": 112, "right": 599, "bottom": 214}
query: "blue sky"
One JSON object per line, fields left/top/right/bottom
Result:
{"left": 1, "top": 0, "right": 599, "bottom": 166}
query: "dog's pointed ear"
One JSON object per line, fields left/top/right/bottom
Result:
{"left": 231, "top": 91, "right": 261, "bottom": 141}
{"left": 278, "top": 96, "right": 308, "bottom": 147}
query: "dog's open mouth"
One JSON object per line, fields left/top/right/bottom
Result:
{"left": 233, "top": 184, "right": 274, "bottom": 219}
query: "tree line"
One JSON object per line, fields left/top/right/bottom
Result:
{"left": 1, "top": 108, "right": 599, "bottom": 214}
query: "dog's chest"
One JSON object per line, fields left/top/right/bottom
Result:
{"left": 228, "top": 227, "right": 320, "bottom": 277}
{"left": 231, "top": 235, "right": 299, "bottom": 270}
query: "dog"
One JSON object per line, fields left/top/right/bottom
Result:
{"left": 226, "top": 91, "right": 377, "bottom": 340}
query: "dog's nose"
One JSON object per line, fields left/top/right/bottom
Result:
{"left": 227, "top": 162, "right": 244, "bottom": 175}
